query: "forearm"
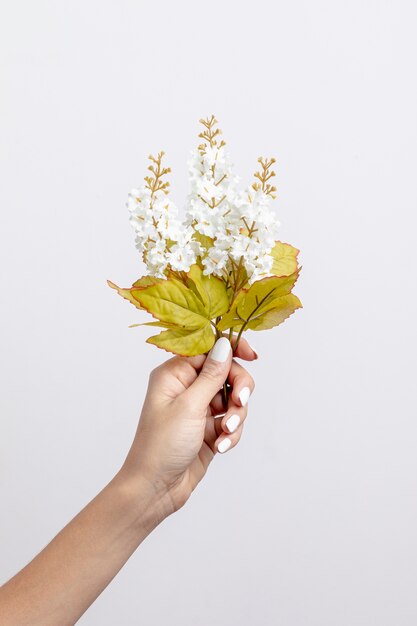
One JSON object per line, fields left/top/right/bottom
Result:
{"left": 0, "top": 470, "right": 172, "bottom": 625}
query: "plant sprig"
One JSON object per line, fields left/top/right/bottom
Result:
{"left": 252, "top": 156, "right": 277, "bottom": 198}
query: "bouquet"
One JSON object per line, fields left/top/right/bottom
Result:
{"left": 109, "top": 116, "right": 302, "bottom": 357}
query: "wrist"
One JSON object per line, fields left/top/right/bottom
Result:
{"left": 111, "top": 467, "right": 176, "bottom": 532}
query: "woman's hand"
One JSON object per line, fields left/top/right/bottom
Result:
{"left": 0, "top": 337, "right": 256, "bottom": 625}
{"left": 120, "top": 336, "right": 256, "bottom": 515}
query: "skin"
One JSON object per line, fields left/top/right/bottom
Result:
{"left": 0, "top": 337, "right": 256, "bottom": 625}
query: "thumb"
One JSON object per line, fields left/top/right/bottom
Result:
{"left": 184, "top": 337, "right": 232, "bottom": 409}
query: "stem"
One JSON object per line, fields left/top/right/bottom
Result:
{"left": 222, "top": 382, "right": 229, "bottom": 407}
{"left": 234, "top": 322, "right": 247, "bottom": 347}
{"left": 230, "top": 256, "right": 244, "bottom": 303}
{"left": 233, "top": 284, "right": 276, "bottom": 347}
{"left": 220, "top": 327, "right": 236, "bottom": 406}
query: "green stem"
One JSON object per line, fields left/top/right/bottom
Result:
{"left": 234, "top": 322, "right": 247, "bottom": 347}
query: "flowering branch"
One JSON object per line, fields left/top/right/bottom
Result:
{"left": 109, "top": 116, "right": 302, "bottom": 358}
{"left": 252, "top": 156, "right": 277, "bottom": 198}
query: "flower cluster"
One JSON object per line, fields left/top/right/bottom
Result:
{"left": 127, "top": 153, "right": 198, "bottom": 278}
{"left": 127, "top": 116, "right": 280, "bottom": 286}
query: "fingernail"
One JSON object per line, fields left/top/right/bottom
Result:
{"left": 218, "top": 438, "right": 232, "bottom": 453}
{"left": 249, "top": 343, "right": 258, "bottom": 359}
{"left": 239, "top": 386, "right": 251, "bottom": 406}
{"left": 225, "top": 413, "right": 240, "bottom": 433}
{"left": 210, "top": 337, "right": 231, "bottom": 362}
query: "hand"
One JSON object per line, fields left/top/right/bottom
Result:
{"left": 0, "top": 336, "right": 256, "bottom": 624}
{"left": 120, "top": 336, "right": 257, "bottom": 515}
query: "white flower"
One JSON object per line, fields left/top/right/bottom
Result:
{"left": 127, "top": 123, "right": 281, "bottom": 287}
{"left": 127, "top": 184, "right": 185, "bottom": 278}
{"left": 145, "top": 238, "right": 169, "bottom": 278}
{"left": 202, "top": 250, "right": 228, "bottom": 276}
{"left": 166, "top": 242, "right": 196, "bottom": 272}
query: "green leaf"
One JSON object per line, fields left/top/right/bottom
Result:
{"left": 107, "top": 280, "right": 145, "bottom": 310}
{"left": 110, "top": 272, "right": 222, "bottom": 356}
{"left": 132, "top": 276, "right": 163, "bottom": 288}
{"left": 217, "top": 271, "right": 300, "bottom": 332}
{"left": 132, "top": 274, "right": 226, "bottom": 355}
{"left": 192, "top": 232, "right": 214, "bottom": 251}
{"left": 131, "top": 277, "right": 211, "bottom": 328}
{"left": 108, "top": 276, "right": 163, "bottom": 311}
{"left": 244, "top": 293, "right": 302, "bottom": 331}
{"left": 147, "top": 324, "right": 215, "bottom": 356}
{"left": 188, "top": 264, "right": 229, "bottom": 318}
{"left": 271, "top": 241, "right": 299, "bottom": 276}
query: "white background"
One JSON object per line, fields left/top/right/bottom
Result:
{"left": 1, "top": 1, "right": 417, "bottom": 624}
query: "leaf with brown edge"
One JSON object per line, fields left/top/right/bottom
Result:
{"left": 128, "top": 320, "right": 180, "bottom": 329}
{"left": 271, "top": 241, "right": 300, "bottom": 276}
{"left": 147, "top": 324, "right": 215, "bottom": 356}
{"left": 107, "top": 280, "right": 145, "bottom": 310}
{"left": 108, "top": 275, "right": 164, "bottom": 311}
{"left": 217, "top": 271, "right": 300, "bottom": 331}
{"left": 245, "top": 293, "right": 302, "bottom": 331}
{"left": 131, "top": 277, "right": 211, "bottom": 328}
{"left": 132, "top": 276, "right": 163, "bottom": 288}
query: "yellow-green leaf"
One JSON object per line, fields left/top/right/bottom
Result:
{"left": 132, "top": 276, "right": 163, "bottom": 288}
{"left": 188, "top": 264, "right": 229, "bottom": 318}
{"left": 147, "top": 324, "right": 215, "bottom": 356}
{"left": 217, "top": 271, "right": 300, "bottom": 331}
{"left": 132, "top": 278, "right": 211, "bottom": 328}
{"left": 192, "top": 232, "right": 214, "bottom": 250}
{"left": 128, "top": 320, "right": 180, "bottom": 329}
{"left": 107, "top": 280, "right": 145, "bottom": 310}
{"left": 108, "top": 276, "right": 163, "bottom": 311}
{"left": 245, "top": 293, "right": 302, "bottom": 331}
{"left": 271, "top": 241, "right": 299, "bottom": 276}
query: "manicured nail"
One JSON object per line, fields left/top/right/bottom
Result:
{"left": 239, "top": 386, "right": 251, "bottom": 406}
{"left": 210, "top": 337, "right": 231, "bottom": 362}
{"left": 225, "top": 413, "right": 240, "bottom": 433}
{"left": 218, "top": 438, "right": 232, "bottom": 453}
{"left": 249, "top": 344, "right": 258, "bottom": 359}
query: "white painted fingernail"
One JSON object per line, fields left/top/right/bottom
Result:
{"left": 218, "top": 438, "right": 232, "bottom": 453}
{"left": 210, "top": 337, "right": 231, "bottom": 362}
{"left": 249, "top": 343, "right": 258, "bottom": 359}
{"left": 239, "top": 386, "right": 251, "bottom": 406}
{"left": 225, "top": 413, "right": 240, "bottom": 433}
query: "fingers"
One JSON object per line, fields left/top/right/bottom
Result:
{"left": 184, "top": 337, "right": 232, "bottom": 409}
{"left": 210, "top": 391, "right": 226, "bottom": 417}
{"left": 178, "top": 335, "right": 257, "bottom": 367}
{"left": 215, "top": 390, "right": 248, "bottom": 452}
{"left": 230, "top": 335, "right": 258, "bottom": 361}
{"left": 204, "top": 405, "right": 247, "bottom": 453}
{"left": 155, "top": 336, "right": 256, "bottom": 400}
{"left": 208, "top": 359, "right": 255, "bottom": 417}
{"left": 227, "top": 359, "right": 255, "bottom": 408}
{"left": 220, "top": 403, "right": 247, "bottom": 434}
{"left": 205, "top": 392, "right": 248, "bottom": 454}
{"left": 215, "top": 423, "right": 245, "bottom": 454}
